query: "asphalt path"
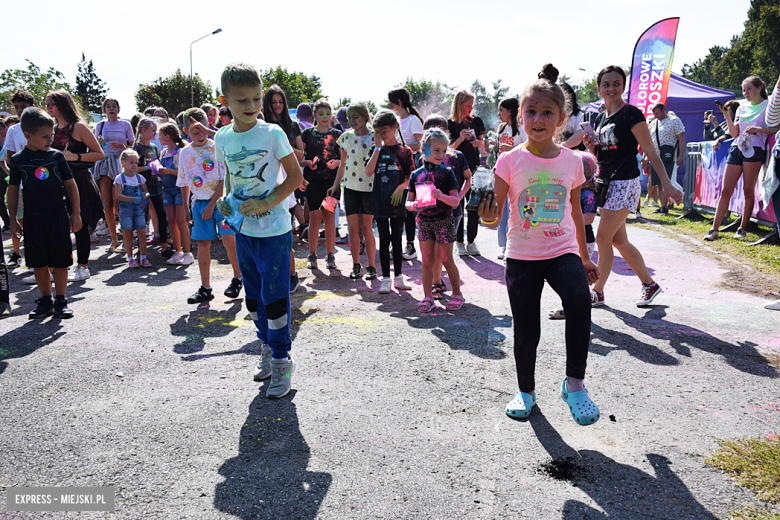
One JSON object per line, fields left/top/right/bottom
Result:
{"left": 1, "top": 219, "right": 779, "bottom": 519}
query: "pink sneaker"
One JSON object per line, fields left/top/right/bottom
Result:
{"left": 636, "top": 282, "right": 662, "bottom": 307}
{"left": 591, "top": 289, "right": 605, "bottom": 307}
{"left": 140, "top": 258, "right": 152, "bottom": 268}
{"left": 128, "top": 258, "right": 139, "bottom": 269}
{"left": 148, "top": 233, "right": 161, "bottom": 244}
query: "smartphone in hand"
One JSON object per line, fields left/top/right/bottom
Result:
{"left": 580, "top": 122, "right": 598, "bottom": 141}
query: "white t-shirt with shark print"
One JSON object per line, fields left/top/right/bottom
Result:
{"left": 214, "top": 121, "right": 295, "bottom": 238}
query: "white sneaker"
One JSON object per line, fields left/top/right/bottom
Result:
{"left": 68, "top": 265, "right": 90, "bottom": 282}
{"left": 23, "top": 272, "right": 53, "bottom": 285}
{"left": 167, "top": 251, "right": 184, "bottom": 265}
{"left": 394, "top": 274, "right": 412, "bottom": 290}
{"left": 178, "top": 252, "right": 195, "bottom": 265}
{"left": 642, "top": 198, "right": 651, "bottom": 207}
{"left": 378, "top": 277, "right": 392, "bottom": 294}
{"left": 466, "top": 243, "right": 480, "bottom": 256}
{"left": 90, "top": 233, "right": 99, "bottom": 242}
{"left": 497, "top": 248, "right": 505, "bottom": 260}
{"left": 456, "top": 242, "right": 468, "bottom": 256}
{"left": 765, "top": 299, "right": 780, "bottom": 311}
{"left": 95, "top": 220, "right": 109, "bottom": 236}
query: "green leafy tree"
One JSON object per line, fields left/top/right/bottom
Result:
{"left": 75, "top": 53, "right": 108, "bottom": 113}
{"left": 394, "top": 77, "right": 455, "bottom": 118}
{"left": 0, "top": 59, "right": 73, "bottom": 112}
{"left": 490, "top": 79, "right": 511, "bottom": 110}
{"left": 575, "top": 76, "right": 600, "bottom": 103}
{"left": 261, "top": 66, "right": 323, "bottom": 108}
{"left": 135, "top": 69, "right": 215, "bottom": 116}
{"left": 681, "top": 46, "right": 729, "bottom": 87}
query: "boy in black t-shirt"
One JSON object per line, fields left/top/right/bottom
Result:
{"left": 8, "top": 107, "right": 82, "bottom": 319}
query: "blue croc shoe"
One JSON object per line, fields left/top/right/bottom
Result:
{"left": 560, "top": 378, "right": 600, "bottom": 426}
{"left": 506, "top": 391, "right": 536, "bottom": 419}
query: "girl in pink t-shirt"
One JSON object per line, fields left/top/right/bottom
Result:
{"left": 479, "top": 64, "right": 601, "bottom": 425}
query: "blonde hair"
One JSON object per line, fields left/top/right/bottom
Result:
{"left": 135, "top": 117, "right": 157, "bottom": 139}
{"left": 119, "top": 149, "right": 139, "bottom": 162}
{"left": 346, "top": 102, "right": 371, "bottom": 124}
{"left": 450, "top": 90, "right": 475, "bottom": 123}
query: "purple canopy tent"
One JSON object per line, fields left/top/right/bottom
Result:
{"left": 584, "top": 73, "right": 736, "bottom": 183}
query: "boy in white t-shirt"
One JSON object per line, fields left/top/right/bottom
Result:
{"left": 215, "top": 63, "right": 304, "bottom": 399}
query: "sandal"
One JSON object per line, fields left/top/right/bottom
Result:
{"left": 560, "top": 377, "right": 600, "bottom": 426}
{"left": 108, "top": 243, "right": 120, "bottom": 254}
{"left": 548, "top": 308, "right": 565, "bottom": 320}
{"left": 446, "top": 294, "right": 465, "bottom": 311}
{"left": 506, "top": 391, "right": 536, "bottom": 419}
{"left": 432, "top": 283, "right": 444, "bottom": 300}
{"left": 417, "top": 297, "right": 436, "bottom": 313}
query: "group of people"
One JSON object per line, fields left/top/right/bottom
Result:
{"left": 1, "top": 59, "right": 779, "bottom": 418}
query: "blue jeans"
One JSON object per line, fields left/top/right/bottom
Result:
{"left": 497, "top": 199, "right": 510, "bottom": 249}
{"left": 236, "top": 232, "right": 293, "bottom": 359}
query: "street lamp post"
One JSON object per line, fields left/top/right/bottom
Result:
{"left": 190, "top": 28, "right": 223, "bottom": 106}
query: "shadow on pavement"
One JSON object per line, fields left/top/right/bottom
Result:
{"left": 527, "top": 409, "right": 718, "bottom": 519}
{"left": 214, "top": 390, "right": 330, "bottom": 519}
{"left": 595, "top": 306, "right": 778, "bottom": 378}
{"left": 0, "top": 319, "right": 66, "bottom": 376}
{"left": 592, "top": 251, "right": 656, "bottom": 278}
{"left": 170, "top": 302, "right": 243, "bottom": 356}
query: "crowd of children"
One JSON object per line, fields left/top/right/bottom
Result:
{"left": 3, "top": 61, "right": 693, "bottom": 419}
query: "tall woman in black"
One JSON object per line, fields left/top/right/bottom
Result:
{"left": 47, "top": 89, "right": 105, "bottom": 282}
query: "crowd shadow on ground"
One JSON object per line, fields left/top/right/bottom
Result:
{"left": 524, "top": 409, "right": 718, "bottom": 519}
{"left": 591, "top": 251, "right": 656, "bottom": 278}
{"left": 214, "top": 390, "right": 330, "bottom": 520}
{"left": 590, "top": 306, "right": 778, "bottom": 378}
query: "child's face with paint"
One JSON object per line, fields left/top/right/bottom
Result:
{"left": 375, "top": 125, "right": 396, "bottom": 143}
{"left": 158, "top": 132, "right": 172, "bottom": 148}
{"left": 347, "top": 112, "right": 366, "bottom": 130}
{"left": 222, "top": 84, "right": 263, "bottom": 127}
{"left": 425, "top": 139, "right": 447, "bottom": 165}
{"left": 315, "top": 108, "right": 331, "bottom": 127}
{"left": 122, "top": 155, "right": 138, "bottom": 173}
{"left": 271, "top": 94, "right": 285, "bottom": 116}
{"left": 188, "top": 122, "right": 209, "bottom": 146}
{"left": 520, "top": 91, "right": 564, "bottom": 143}
{"left": 25, "top": 126, "right": 54, "bottom": 151}
{"left": 141, "top": 124, "right": 157, "bottom": 142}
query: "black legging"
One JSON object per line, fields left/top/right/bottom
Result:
{"left": 404, "top": 197, "right": 415, "bottom": 243}
{"left": 456, "top": 198, "right": 479, "bottom": 243}
{"left": 0, "top": 174, "right": 9, "bottom": 227}
{"left": 505, "top": 253, "right": 592, "bottom": 393}
{"left": 74, "top": 223, "right": 91, "bottom": 266}
{"left": 145, "top": 193, "right": 169, "bottom": 245}
{"left": 376, "top": 217, "right": 404, "bottom": 278}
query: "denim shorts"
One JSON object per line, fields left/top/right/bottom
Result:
{"left": 726, "top": 146, "right": 767, "bottom": 165}
{"left": 119, "top": 203, "right": 146, "bottom": 230}
{"left": 163, "top": 185, "right": 183, "bottom": 206}
{"left": 191, "top": 199, "right": 235, "bottom": 241}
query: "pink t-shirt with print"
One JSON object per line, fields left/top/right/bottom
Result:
{"left": 495, "top": 145, "right": 585, "bottom": 261}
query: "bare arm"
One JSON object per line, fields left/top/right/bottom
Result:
{"left": 676, "top": 132, "right": 686, "bottom": 166}
{"left": 477, "top": 176, "right": 509, "bottom": 229}
{"left": 570, "top": 185, "right": 599, "bottom": 283}
{"left": 64, "top": 178, "right": 82, "bottom": 232}
{"left": 632, "top": 121, "right": 682, "bottom": 202}
{"left": 562, "top": 129, "right": 584, "bottom": 149}
{"left": 63, "top": 123, "right": 105, "bottom": 163}
{"left": 328, "top": 148, "right": 348, "bottom": 196}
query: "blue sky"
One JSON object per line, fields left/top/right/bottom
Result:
{"left": 2, "top": 0, "right": 753, "bottom": 114}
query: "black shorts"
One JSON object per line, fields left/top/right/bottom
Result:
{"left": 649, "top": 161, "right": 674, "bottom": 187}
{"left": 23, "top": 213, "right": 74, "bottom": 269}
{"left": 343, "top": 188, "right": 374, "bottom": 216}
{"left": 304, "top": 177, "right": 335, "bottom": 212}
{"left": 726, "top": 145, "right": 767, "bottom": 166}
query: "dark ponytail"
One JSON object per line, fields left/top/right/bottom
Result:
{"left": 388, "top": 88, "right": 423, "bottom": 122}
{"left": 499, "top": 97, "right": 520, "bottom": 137}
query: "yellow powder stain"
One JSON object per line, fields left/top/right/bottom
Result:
{"left": 303, "top": 290, "right": 355, "bottom": 301}
{"left": 192, "top": 316, "right": 251, "bottom": 328}
{"left": 306, "top": 316, "right": 384, "bottom": 331}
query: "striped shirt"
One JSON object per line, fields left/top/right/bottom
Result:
{"left": 767, "top": 87, "right": 780, "bottom": 128}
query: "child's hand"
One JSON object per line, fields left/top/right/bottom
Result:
{"left": 189, "top": 116, "right": 210, "bottom": 136}
{"left": 582, "top": 133, "right": 599, "bottom": 155}
{"left": 582, "top": 259, "right": 600, "bottom": 285}
{"left": 326, "top": 185, "right": 340, "bottom": 199}
{"left": 217, "top": 197, "right": 231, "bottom": 216}
{"left": 326, "top": 159, "right": 340, "bottom": 170}
{"left": 202, "top": 203, "right": 215, "bottom": 221}
{"left": 131, "top": 196, "right": 142, "bottom": 205}
{"left": 478, "top": 192, "right": 499, "bottom": 224}
{"left": 9, "top": 218, "right": 21, "bottom": 240}
{"left": 240, "top": 198, "right": 271, "bottom": 215}
{"left": 373, "top": 133, "right": 383, "bottom": 148}
{"left": 300, "top": 159, "right": 312, "bottom": 168}
{"left": 431, "top": 188, "right": 443, "bottom": 200}
{"left": 391, "top": 185, "right": 405, "bottom": 206}
{"left": 299, "top": 179, "right": 309, "bottom": 192}
{"left": 499, "top": 143, "right": 513, "bottom": 153}
{"left": 70, "top": 214, "right": 83, "bottom": 234}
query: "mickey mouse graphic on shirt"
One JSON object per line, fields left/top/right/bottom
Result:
{"left": 517, "top": 171, "right": 568, "bottom": 239}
